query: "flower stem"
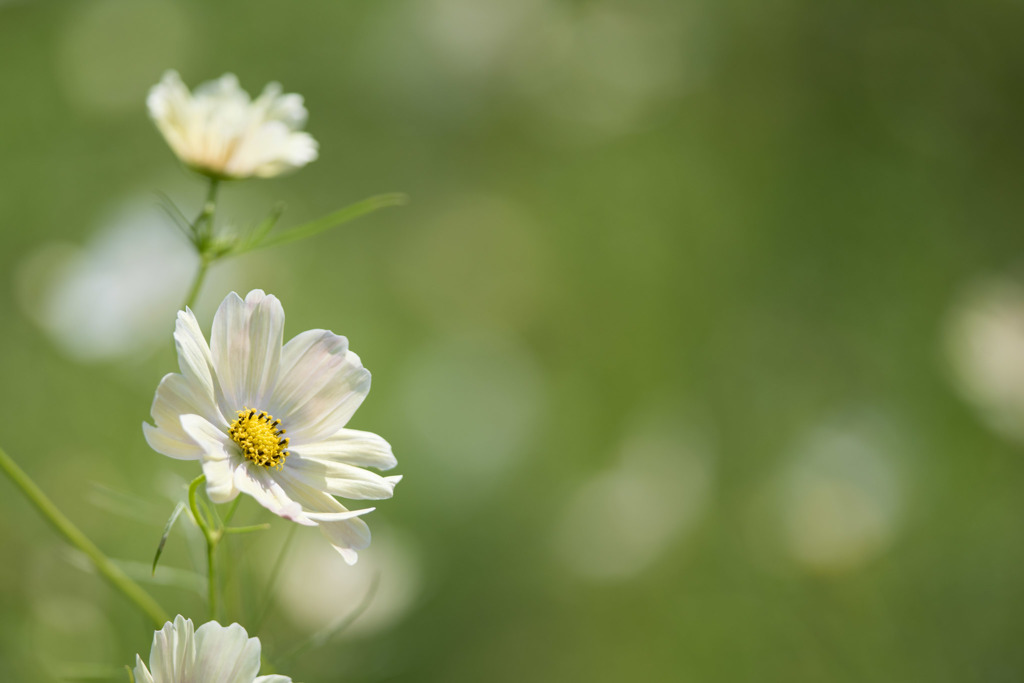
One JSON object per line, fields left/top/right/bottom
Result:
{"left": 188, "top": 474, "right": 222, "bottom": 622}
{"left": 0, "top": 445, "right": 169, "bottom": 627}
{"left": 182, "top": 258, "right": 210, "bottom": 311}
{"left": 206, "top": 532, "right": 219, "bottom": 621}
{"left": 181, "top": 176, "right": 221, "bottom": 310}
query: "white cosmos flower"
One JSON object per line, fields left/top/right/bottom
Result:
{"left": 133, "top": 615, "right": 292, "bottom": 683}
{"left": 144, "top": 289, "right": 400, "bottom": 564}
{"left": 147, "top": 70, "right": 318, "bottom": 179}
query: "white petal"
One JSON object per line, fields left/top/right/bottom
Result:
{"left": 210, "top": 290, "right": 285, "bottom": 414}
{"left": 133, "top": 655, "right": 155, "bottom": 683}
{"left": 286, "top": 454, "right": 400, "bottom": 500}
{"left": 320, "top": 517, "right": 372, "bottom": 565}
{"left": 149, "top": 615, "right": 195, "bottom": 682}
{"left": 203, "top": 458, "right": 241, "bottom": 504}
{"left": 173, "top": 309, "right": 219, "bottom": 413}
{"left": 193, "top": 621, "right": 261, "bottom": 683}
{"left": 304, "top": 508, "right": 375, "bottom": 522}
{"left": 147, "top": 71, "right": 194, "bottom": 164}
{"left": 270, "top": 330, "right": 346, "bottom": 419}
{"left": 179, "top": 414, "right": 240, "bottom": 503}
{"left": 255, "top": 676, "right": 294, "bottom": 683}
{"left": 143, "top": 421, "right": 200, "bottom": 461}
{"left": 276, "top": 470, "right": 372, "bottom": 562}
{"left": 233, "top": 465, "right": 316, "bottom": 526}
{"left": 271, "top": 336, "right": 370, "bottom": 444}
{"left": 150, "top": 373, "right": 214, "bottom": 432}
{"left": 193, "top": 73, "right": 247, "bottom": 103}
{"left": 289, "top": 428, "right": 397, "bottom": 470}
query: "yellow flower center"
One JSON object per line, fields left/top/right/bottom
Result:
{"left": 229, "top": 408, "right": 289, "bottom": 469}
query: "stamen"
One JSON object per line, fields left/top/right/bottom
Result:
{"left": 228, "top": 407, "right": 289, "bottom": 469}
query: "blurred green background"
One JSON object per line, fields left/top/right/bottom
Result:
{"left": 2, "top": 0, "right": 1024, "bottom": 680}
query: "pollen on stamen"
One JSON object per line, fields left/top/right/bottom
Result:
{"left": 228, "top": 407, "right": 289, "bottom": 469}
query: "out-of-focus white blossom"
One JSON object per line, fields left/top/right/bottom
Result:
{"left": 946, "top": 277, "right": 1024, "bottom": 442}
{"left": 147, "top": 70, "right": 318, "bottom": 179}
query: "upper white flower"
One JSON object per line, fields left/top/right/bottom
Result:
{"left": 147, "top": 70, "right": 318, "bottom": 179}
{"left": 144, "top": 289, "right": 400, "bottom": 564}
{"left": 133, "top": 615, "right": 291, "bottom": 683}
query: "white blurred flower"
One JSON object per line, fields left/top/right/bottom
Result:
{"left": 133, "top": 615, "right": 291, "bottom": 683}
{"left": 148, "top": 70, "right": 318, "bottom": 179}
{"left": 779, "top": 417, "right": 903, "bottom": 574}
{"left": 144, "top": 289, "right": 400, "bottom": 564}
{"left": 551, "top": 421, "right": 713, "bottom": 581}
{"left": 945, "top": 277, "right": 1024, "bottom": 442}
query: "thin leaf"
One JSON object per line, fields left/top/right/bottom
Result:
{"left": 154, "top": 191, "right": 194, "bottom": 241}
{"left": 152, "top": 501, "right": 186, "bottom": 575}
{"left": 87, "top": 483, "right": 164, "bottom": 524}
{"left": 244, "top": 202, "right": 285, "bottom": 248}
{"left": 241, "top": 193, "right": 407, "bottom": 253}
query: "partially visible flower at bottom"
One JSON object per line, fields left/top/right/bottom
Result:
{"left": 133, "top": 615, "right": 291, "bottom": 683}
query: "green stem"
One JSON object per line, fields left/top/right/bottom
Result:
{"left": 196, "top": 177, "right": 220, "bottom": 246}
{"left": 188, "top": 474, "right": 223, "bottom": 622}
{"left": 222, "top": 497, "right": 241, "bottom": 527}
{"left": 182, "top": 258, "right": 210, "bottom": 311}
{"left": 181, "top": 177, "right": 221, "bottom": 310}
{"left": 206, "top": 532, "right": 219, "bottom": 621}
{"left": 0, "top": 446, "right": 169, "bottom": 627}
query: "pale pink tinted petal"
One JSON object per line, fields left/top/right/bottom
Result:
{"left": 275, "top": 347, "right": 371, "bottom": 445}
{"left": 269, "top": 330, "right": 348, "bottom": 433}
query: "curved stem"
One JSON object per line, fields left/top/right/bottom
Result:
{"left": 0, "top": 446, "right": 169, "bottom": 627}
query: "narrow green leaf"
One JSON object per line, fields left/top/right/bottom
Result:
{"left": 246, "top": 202, "right": 285, "bottom": 247}
{"left": 154, "top": 191, "right": 194, "bottom": 241}
{"left": 243, "top": 193, "right": 407, "bottom": 253}
{"left": 87, "top": 483, "right": 164, "bottom": 524}
{"left": 152, "top": 501, "right": 185, "bottom": 575}
{"left": 126, "top": 664, "right": 136, "bottom": 682}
